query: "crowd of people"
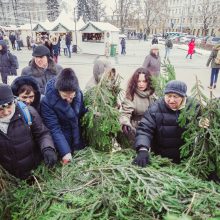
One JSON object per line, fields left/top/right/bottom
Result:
{"left": 0, "top": 37, "right": 219, "bottom": 183}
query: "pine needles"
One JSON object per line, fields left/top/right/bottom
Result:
{"left": 151, "top": 60, "right": 176, "bottom": 98}
{"left": 179, "top": 77, "right": 220, "bottom": 180}
{"left": 82, "top": 70, "right": 122, "bottom": 152}
{"left": 3, "top": 148, "right": 220, "bottom": 220}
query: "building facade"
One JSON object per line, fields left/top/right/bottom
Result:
{"left": 165, "top": 0, "right": 220, "bottom": 36}
{"left": 0, "top": 0, "right": 47, "bottom": 26}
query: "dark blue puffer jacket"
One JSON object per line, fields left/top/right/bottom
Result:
{"left": 40, "top": 78, "right": 87, "bottom": 157}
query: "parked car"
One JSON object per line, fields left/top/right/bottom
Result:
{"left": 179, "top": 35, "right": 196, "bottom": 43}
{"left": 206, "top": 37, "right": 220, "bottom": 46}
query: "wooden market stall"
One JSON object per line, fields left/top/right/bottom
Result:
{"left": 79, "top": 22, "right": 120, "bottom": 56}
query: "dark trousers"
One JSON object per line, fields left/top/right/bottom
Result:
{"left": 121, "top": 47, "right": 126, "bottom": 55}
{"left": 66, "top": 44, "right": 71, "bottom": 57}
{"left": 0, "top": 72, "right": 8, "bottom": 84}
{"left": 210, "top": 68, "right": 220, "bottom": 87}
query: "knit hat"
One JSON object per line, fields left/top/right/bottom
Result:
{"left": 32, "top": 45, "right": 50, "bottom": 57}
{"left": 150, "top": 44, "right": 159, "bottom": 50}
{"left": 164, "top": 80, "right": 187, "bottom": 97}
{"left": 55, "top": 68, "right": 79, "bottom": 92}
{"left": 0, "top": 83, "right": 14, "bottom": 106}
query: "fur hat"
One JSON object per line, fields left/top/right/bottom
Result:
{"left": 55, "top": 68, "right": 79, "bottom": 92}
{"left": 164, "top": 80, "right": 187, "bottom": 97}
{"left": 0, "top": 83, "right": 14, "bottom": 106}
{"left": 32, "top": 45, "right": 50, "bottom": 57}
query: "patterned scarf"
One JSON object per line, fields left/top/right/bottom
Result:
{"left": 0, "top": 104, "right": 16, "bottom": 134}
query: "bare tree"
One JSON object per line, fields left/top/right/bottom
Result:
{"left": 197, "top": 0, "right": 219, "bottom": 36}
{"left": 142, "top": 0, "right": 168, "bottom": 35}
{"left": 113, "top": 0, "right": 134, "bottom": 33}
{"left": 77, "top": 0, "right": 106, "bottom": 22}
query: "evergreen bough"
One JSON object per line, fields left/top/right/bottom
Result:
{"left": 82, "top": 71, "right": 122, "bottom": 152}
{"left": 2, "top": 148, "right": 220, "bottom": 220}
{"left": 179, "top": 77, "right": 220, "bottom": 180}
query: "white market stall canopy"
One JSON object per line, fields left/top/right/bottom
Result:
{"left": 33, "top": 10, "right": 85, "bottom": 32}
{"left": 80, "top": 22, "right": 120, "bottom": 33}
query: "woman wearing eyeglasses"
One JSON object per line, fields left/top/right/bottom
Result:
{"left": 41, "top": 68, "right": 87, "bottom": 164}
{"left": 0, "top": 83, "right": 57, "bottom": 179}
{"left": 11, "top": 76, "right": 41, "bottom": 112}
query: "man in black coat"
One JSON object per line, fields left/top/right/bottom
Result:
{"left": 0, "top": 40, "right": 17, "bottom": 84}
{"left": 0, "top": 84, "right": 57, "bottom": 179}
{"left": 133, "top": 80, "right": 190, "bottom": 166}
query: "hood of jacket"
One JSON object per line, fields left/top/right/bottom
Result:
{"left": 0, "top": 40, "right": 8, "bottom": 54}
{"left": 29, "top": 57, "right": 58, "bottom": 77}
{"left": 44, "top": 78, "right": 83, "bottom": 118}
{"left": 11, "top": 76, "right": 41, "bottom": 109}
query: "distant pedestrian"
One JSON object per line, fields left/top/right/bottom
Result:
{"left": 44, "top": 38, "right": 53, "bottom": 58}
{"left": 206, "top": 44, "right": 220, "bottom": 89}
{"left": 15, "top": 33, "right": 22, "bottom": 51}
{"left": 26, "top": 36, "right": 31, "bottom": 50}
{"left": 142, "top": 44, "right": 161, "bottom": 76}
{"left": 186, "top": 39, "right": 195, "bottom": 59}
{"left": 21, "top": 45, "right": 62, "bottom": 94}
{"left": 60, "top": 36, "right": 67, "bottom": 56}
{"left": 152, "top": 36, "right": 158, "bottom": 45}
{"left": 65, "top": 32, "right": 72, "bottom": 58}
{"left": 51, "top": 35, "right": 59, "bottom": 63}
{"left": 0, "top": 40, "right": 17, "bottom": 84}
{"left": 9, "top": 32, "right": 16, "bottom": 50}
{"left": 164, "top": 36, "right": 173, "bottom": 60}
{"left": 120, "top": 38, "right": 126, "bottom": 55}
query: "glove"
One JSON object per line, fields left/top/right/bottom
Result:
{"left": 62, "top": 153, "right": 72, "bottom": 164}
{"left": 43, "top": 148, "right": 57, "bottom": 168}
{"left": 122, "top": 124, "right": 132, "bottom": 135}
{"left": 199, "top": 118, "right": 210, "bottom": 128}
{"left": 132, "top": 149, "right": 150, "bottom": 167}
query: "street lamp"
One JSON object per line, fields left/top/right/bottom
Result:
{"left": 74, "top": 7, "right": 78, "bottom": 53}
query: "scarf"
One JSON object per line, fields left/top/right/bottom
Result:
{"left": 0, "top": 104, "right": 16, "bottom": 134}
{"left": 135, "top": 89, "right": 151, "bottom": 98}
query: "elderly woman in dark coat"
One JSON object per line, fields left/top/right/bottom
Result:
{"left": 0, "top": 84, "right": 57, "bottom": 179}
{"left": 11, "top": 75, "right": 41, "bottom": 111}
{"left": 21, "top": 45, "right": 62, "bottom": 94}
{"left": 41, "top": 68, "right": 87, "bottom": 164}
{"left": 0, "top": 40, "right": 17, "bottom": 84}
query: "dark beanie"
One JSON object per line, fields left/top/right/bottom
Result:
{"left": 55, "top": 68, "right": 79, "bottom": 92}
{"left": 32, "top": 45, "right": 50, "bottom": 57}
{"left": 0, "top": 83, "right": 14, "bottom": 106}
{"left": 164, "top": 80, "right": 187, "bottom": 97}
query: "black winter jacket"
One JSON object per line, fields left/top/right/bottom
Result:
{"left": 135, "top": 98, "right": 187, "bottom": 163}
{"left": 0, "top": 40, "right": 17, "bottom": 75}
{"left": 0, "top": 105, "right": 55, "bottom": 179}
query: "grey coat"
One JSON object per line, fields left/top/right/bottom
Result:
{"left": 21, "top": 58, "right": 62, "bottom": 94}
{"left": 207, "top": 44, "right": 220, "bottom": 69}
{"left": 142, "top": 52, "right": 161, "bottom": 76}
{"left": 85, "top": 57, "right": 112, "bottom": 90}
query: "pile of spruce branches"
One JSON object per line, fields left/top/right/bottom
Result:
{"left": 2, "top": 148, "right": 220, "bottom": 220}
{"left": 179, "top": 77, "right": 220, "bottom": 180}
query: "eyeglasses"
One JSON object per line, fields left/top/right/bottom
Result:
{"left": 0, "top": 101, "right": 14, "bottom": 109}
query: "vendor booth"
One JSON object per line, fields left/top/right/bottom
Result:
{"left": 79, "top": 22, "right": 120, "bottom": 56}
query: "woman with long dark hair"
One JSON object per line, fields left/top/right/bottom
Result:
{"left": 119, "top": 67, "right": 155, "bottom": 141}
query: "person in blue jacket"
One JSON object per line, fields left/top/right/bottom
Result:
{"left": 41, "top": 68, "right": 87, "bottom": 163}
